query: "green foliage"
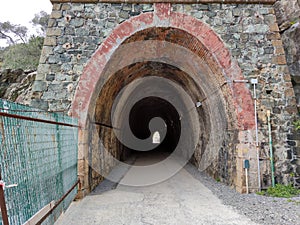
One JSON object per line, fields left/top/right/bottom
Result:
{"left": 256, "top": 190, "right": 265, "bottom": 196}
{"left": 0, "top": 11, "right": 49, "bottom": 70}
{"left": 290, "top": 172, "right": 295, "bottom": 177}
{"left": 290, "top": 17, "right": 299, "bottom": 26}
{"left": 257, "top": 184, "right": 300, "bottom": 198}
{"left": 215, "top": 177, "right": 221, "bottom": 182}
{"left": 294, "top": 120, "right": 300, "bottom": 131}
{"left": 31, "top": 11, "right": 50, "bottom": 36}
{"left": 1, "top": 36, "right": 44, "bottom": 70}
{"left": 266, "top": 184, "right": 300, "bottom": 198}
{"left": 0, "top": 47, "right": 6, "bottom": 66}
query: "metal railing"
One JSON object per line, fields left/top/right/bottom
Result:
{"left": 0, "top": 99, "right": 78, "bottom": 225}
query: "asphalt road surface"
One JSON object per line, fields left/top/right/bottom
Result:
{"left": 55, "top": 153, "right": 257, "bottom": 225}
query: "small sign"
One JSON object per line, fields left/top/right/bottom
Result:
{"left": 243, "top": 160, "right": 250, "bottom": 169}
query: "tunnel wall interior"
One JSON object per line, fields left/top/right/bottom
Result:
{"left": 32, "top": 2, "right": 299, "bottom": 195}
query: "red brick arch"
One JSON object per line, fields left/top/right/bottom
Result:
{"left": 71, "top": 3, "right": 254, "bottom": 130}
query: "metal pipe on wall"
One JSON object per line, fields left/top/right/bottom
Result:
{"left": 267, "top": 110, "right": 275, "bottom": 187}
{"left": 251, "top": 78, "right": 261, "bottom": 192}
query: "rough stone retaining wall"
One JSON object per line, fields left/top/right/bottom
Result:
{"left": 0, "top": 69, "right": 36, "bottom": 104}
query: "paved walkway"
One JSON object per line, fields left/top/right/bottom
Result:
{"left": 55, "top": 154, "right": 257, "bottom": 225}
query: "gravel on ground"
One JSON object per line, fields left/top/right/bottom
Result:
{"left": 185, "top": 163, "right": 300, "bottom": 225}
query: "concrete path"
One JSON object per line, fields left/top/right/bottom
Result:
{"left": 55, "top": 154, "right": 257, "bottom": 225}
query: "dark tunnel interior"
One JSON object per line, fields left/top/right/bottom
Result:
{"left": 128, "top": 96, "right": 181, "bottom": 159}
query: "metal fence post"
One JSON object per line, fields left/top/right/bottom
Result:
{"left": 0, "top": 171, "right": 9, "bottom": 225}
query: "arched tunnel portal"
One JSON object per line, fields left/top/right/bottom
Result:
{"left": 72, "top": 9, "right": 255, "bottom": 195}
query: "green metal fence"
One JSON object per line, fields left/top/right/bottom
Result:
{"left": 0, "top": 99, "right": 78, "bottom": 225}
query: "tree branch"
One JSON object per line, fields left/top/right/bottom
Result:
{"left": 0, "top": 30, "right": 15, "bottom": 44}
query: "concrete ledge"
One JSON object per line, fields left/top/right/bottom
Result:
{"left": 23, "top": 201, "right": 55, "bottom": 225}
{"left": 50, "top": 0, "right": 276, "bottom": 5}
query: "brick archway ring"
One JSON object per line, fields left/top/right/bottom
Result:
{"left": 71, "top": 3, "right": 255, "bottom": 130}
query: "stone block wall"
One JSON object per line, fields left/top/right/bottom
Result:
{"left": 31, "top": 1, "right": 299, "bottom": 192}
{"left": 31, "top": 3, "right": 153, "bottom": 111}
{"left": 273, "top": 0, "right": 300, "bottom": 187}
{"left": 274, "top": 0, "right": 300, "bottom": 105}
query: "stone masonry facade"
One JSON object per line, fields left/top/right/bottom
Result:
{"left": 31, "top": 0, "right": 300, "bottom": 193}
{"left": 274, "top": 0, "right": 300, "bottom": 106}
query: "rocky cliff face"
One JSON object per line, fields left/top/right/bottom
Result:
{"left": 0, "top": 69, "right": 36, "bottom": 105}
{"left": 274, "top": 0, "right": 300, "bottom": 105}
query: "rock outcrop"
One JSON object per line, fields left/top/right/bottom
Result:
{"left": 274, "top": 0, "right": 300, "bottom": 105}
{"left": 0, "top": 69, "right": 36, "bottom": 105}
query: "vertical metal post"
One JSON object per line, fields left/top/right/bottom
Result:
{"left": 0, "top": 171, "right": 9, "bottom": 225}
{"left": 245, "top": 168, "right": 249, "bottom": 194}
{"left": 267, "top": 110, "right": 275, "bottom": 187}
{"left": 252, "top": 79, "right": 261, "bottom": 192}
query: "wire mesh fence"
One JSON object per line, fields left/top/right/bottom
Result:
{"left": 0, "top": 99, "right": 78, "bottom": 225}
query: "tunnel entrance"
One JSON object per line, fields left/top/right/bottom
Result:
{"left": 87, "top": 26, "right": 237, "bottom": 189}
{"left": 72, "top": 10, "right": 255, "bottom": 193}
{"left": 90, "top": 50, "right": 232, "bottom": 188}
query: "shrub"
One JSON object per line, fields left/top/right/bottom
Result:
{"left": 257, "top": 184, "right": 300, "bottom": 198}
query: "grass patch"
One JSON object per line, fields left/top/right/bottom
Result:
{"left": 215, "top": 177, "right": 221, "bottom": 182}
{"left": 257, "top": 184, "right": 300, "bottom": 198}
{"left": 256, "top": 191, "right": 265, "bottom": 196}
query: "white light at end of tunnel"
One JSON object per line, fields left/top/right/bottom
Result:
{"left": 196, "top": 101, "right": 202, "bottom": 108}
